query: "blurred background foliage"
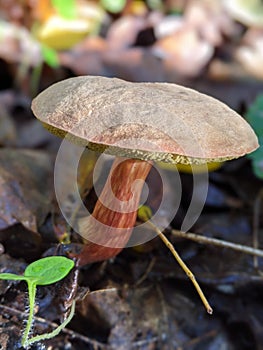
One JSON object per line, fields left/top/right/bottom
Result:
{"left": 0, "top": 0, "right": 263, "bottom": 174}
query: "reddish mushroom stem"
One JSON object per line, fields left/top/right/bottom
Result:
{"left": 76, "top": 157, "right": 152, "bottom": 266}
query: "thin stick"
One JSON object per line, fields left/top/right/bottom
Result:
{"left": 134, "top": 257, "right": 156, "bottom": 287}
{"left": 253, "top": 188, "right": 263, "bottom": 268}
{"left": 171, "top": 229, "right": 263, "bottom": 258}
{"left": 147, "top": 221, "right": 213, "bottom": 314}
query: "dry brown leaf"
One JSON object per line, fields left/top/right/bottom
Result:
{"left": 0, "top": 93, "right": 16, "bottom": 146}
{"left": 185, "top": 0, "right": 239, "bottom": 46}
{"left": 59, "top": 36, "right": 108, "bottom": 76}
{"left": 0, "top": 21, "right": 42, "bottom": 66}
{"left": 106, "top": 15, "right": 146, "bottom": 50}
{"left": 153, "top": 28, "right": 214, "bottom": 77}
{"left": 103, "top": 47, "right": 164, "bottom": 81}
{"left": 0, "top": 149, "right": 53, "bottom": 232}
{"left": 235, "top": 28, "right": 263, "bottom": 80}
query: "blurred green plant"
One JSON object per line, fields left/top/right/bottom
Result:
{"left": 52, "top": 0, "right": 77, "bottom": 19}
{"left": 36, "top": 0, "right": 77, "bottom": 67}
{"left": 100, "top": 0, "right": 126, "bottom": 13}
{"left": 146, "top": 0, "right": 163, "bottom": 11}
{"left": 40, "top": 0, "right": 77, "bottom": 67}
{"left": 246, "top": 94, "right": 263, "bottom": 179}
{"left": 41, "top": 44, "right": 60, "bottom": 67}
{"left": 30, "top": 0, "right": 104, "bottom": 93}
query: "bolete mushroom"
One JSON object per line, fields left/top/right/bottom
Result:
{"left": 31, "top": 76, "right": 259, "bottom": 267}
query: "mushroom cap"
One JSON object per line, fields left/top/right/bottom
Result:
{"left": 31, "top": 76, "right": 259, "bottom": 164}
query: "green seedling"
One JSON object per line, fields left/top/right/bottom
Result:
{"left": 0, "top": 256, "right": 75, "bottom": 349}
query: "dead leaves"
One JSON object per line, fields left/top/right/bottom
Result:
{"left": 0, "top": 148, "right": 52, "bottom": 232}
{"left": 235, "top": 28, "right": 263, "bottom": 80}
{"left": 1, "top": 0, "right": 263, "bottom": 82}
{"left": 153, "top": 28, "right": 214, "bottom": 77}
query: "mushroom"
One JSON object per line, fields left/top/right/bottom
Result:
{"left": 31, "top": 76, "right": 259, "bottom": 266}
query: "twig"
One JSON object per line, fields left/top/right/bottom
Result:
{"left": 131, "top": 337, "right": 158, "bottom": 348}
{"left": 253, "top": 188, "right": 263, "bottom": 268}
{"left": 155, "top": 285, "right": 171, "bottom": 348}
{"left": 146, "top": 221, "right": 213, "bottom": 314}
{"left": 182, "top": 329, "right": 217, "bottom": 349}
{"left": 134, "top": 257, "right": 156, "bottom": 287}
{"left": 171, "top": 229, "right": 263, "bottom": 258}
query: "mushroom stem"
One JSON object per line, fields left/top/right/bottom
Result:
{"left": 76, "top": 157, "right": 152, "bottom": 266}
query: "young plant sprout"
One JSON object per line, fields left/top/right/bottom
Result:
{"left": 31, "top": 76, "right": 259, "bottom": 313}
{"left": 0, "top": 256, "right": 75, "bottom": 348}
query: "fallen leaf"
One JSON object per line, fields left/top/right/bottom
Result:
{"left": 0, "top": 93, "right": 16, "bottom": 146}
{"left": 103, "top": 47, "right": 164, "bottom": 81}
{"left": 0, "top": 149, "right": 53, "bottom": 232}
{"left": 152, "top": 27, "right": 214, "bottom": 77}
{"left": 185, "top": 0, "right": 238, "bottom": 46}
{"left": 106, "top": 15, "right": 147, "bottom": 50}
{"left": 235, "top": 28, "right": 263, "bottom": 80}
{"left": 59, "top": 35, "right": 108, "bottom": 76}
{"left": 0, "top": 21, "right": 42, "bottom": 66}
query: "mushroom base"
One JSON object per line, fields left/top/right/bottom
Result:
{"left": 75, "top": 157, "right": 152, "bottom": 266}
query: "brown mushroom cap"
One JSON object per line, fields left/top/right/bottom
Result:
{"left": 31, "top": 76, "right": 259, "bottom": 164}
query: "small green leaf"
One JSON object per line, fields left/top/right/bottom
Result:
{"left": 51, "top": 0, "right": 77, "bottom": 19}
{"left": 0, "top": 273, "right": 28, "bottom": 281}
{"left": 24, "top": 256, "right": 74, "bottom": 285}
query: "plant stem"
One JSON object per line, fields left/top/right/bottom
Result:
{"left": 22, "top": 280, "right": 37, "bottom": 348}
{"left": 26, "top": 300, "right": 76, "bottom": 347}
{"left": 30, "top": 62, "right": 43, "bottom": 98}
{"left": 253, "top": 188, "right": 263, "bottom": 268}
